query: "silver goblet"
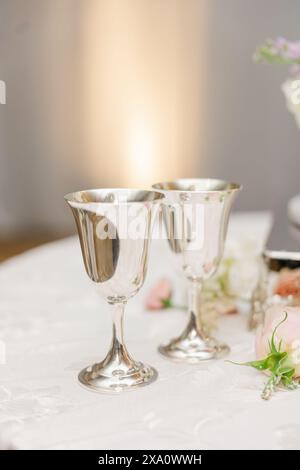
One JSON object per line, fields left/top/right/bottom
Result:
{"left": 65, "top": 188, "right": 164, "bottom": 392}
{"left": 152, "top": 179, "right": 241, "bottom": 362}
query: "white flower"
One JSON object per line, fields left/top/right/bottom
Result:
{"left": 220, "top": 240, "right": 260, "bottom": 299}
{"left": 226, "top": 256, "right": 260, "bottom": 299}
{"left": 282, "top": 78, "right": 300, "bottom": 129}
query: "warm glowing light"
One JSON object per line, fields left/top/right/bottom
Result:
{"left": 81, "top": 0, "right": 208, "bottom": 187}
{"left": 126, "top": 113, "right": 156, "bottom": 186}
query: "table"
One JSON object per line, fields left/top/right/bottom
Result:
{"left": 1, "top": 212, "right": 298, "bottom": 450}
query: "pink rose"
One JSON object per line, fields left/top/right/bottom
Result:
{"left": 275, "top": 269, "right": 300, "bottom": 298}
{"left": 145, "top": 278, "right": 172, "bottom": 310}
{"left": 256, "top": 306, "right": 300, "bottom": 377}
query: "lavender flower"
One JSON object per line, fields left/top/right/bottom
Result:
{"left": 274, "top": 37, "right": 300, "bottom": 60}
{"left": 254, "top": 37, "right": 300, "bottom": 74}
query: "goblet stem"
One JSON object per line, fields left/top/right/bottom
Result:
{"left": 78, "top": 299, "right": 158, "bottom": 391}
{"left": 187, "top": 279, "right": 207, "bottom": 341}
{"left": 106, "top": 300, "right": 134, "bottom": 369}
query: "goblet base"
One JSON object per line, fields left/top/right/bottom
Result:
{"left": 159, "top": 309, "right": 230, "bottom": 363}
{"left": 159, "top": 335, "right": 230, "bottom": 363}
{"left": 78, "top": 361, "right": 158, "bottom": 393}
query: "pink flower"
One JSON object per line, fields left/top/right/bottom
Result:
{"left": 275, "top": 269, "right": 300, "bottom": 298}
{"left": 214, "top": 298, "right": 238, "bottom": 315}
{"left": 256, "top": 306, "right": 300, "bottom": 377}
{"left": 145, "top": 278, "right": 172, "bottom": 310}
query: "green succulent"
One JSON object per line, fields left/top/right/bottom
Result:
{"left": 229, "top": 313, "right": 300, "bottom": 400}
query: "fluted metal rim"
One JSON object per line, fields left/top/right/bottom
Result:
{"left": 152, "top": 178, "right": 242, "bottom": 194}
{"left": 64, "top": 188, "right": 165, "bottom": 205}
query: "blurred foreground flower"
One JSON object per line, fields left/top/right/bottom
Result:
{"left": 230, "top": 306, "right": 300, "bottom": 400}
{"left": 145, "top": 278, "right": 173, "bottom": 310}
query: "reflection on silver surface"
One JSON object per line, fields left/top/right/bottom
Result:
{"left": 153, "top": 178, "right": 241, "bottom": 362}
{"left": 249, "top": 212, "right": 300, "bottom": 330}
{"left": 264, "top": 213, "right": 300, "bottom": 266}
{"left": 70, "top": 211, "right": 120, "bottom": 282}
{"left": 65, "top": 188, "right": 164, "bottom": 392}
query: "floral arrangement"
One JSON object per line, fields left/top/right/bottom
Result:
{"left": 255, "top": 37, "right": 300, "bottom": 127}
{"left": 145, "top": 260, "right": 238, "bottom": 322}
{"left": 231, "top": 306, "right": 300, "bottom": 400}
{"left": 145, "top": 241, "right": 260, "bottom": 330}
{"left": 145, "top": 277, "right": 235, "bottom": 332}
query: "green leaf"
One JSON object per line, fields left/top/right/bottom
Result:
{"left": 254, "top": 353, "right": 283, "bottom": 370}
{"left": 270, "top": 312, "right": 288, "bottom": 354}
{"left": 227, "top": 354, "right": 277, "bottom": 371}
{"left": 281, "top": 372, "right": 297, "bottom": 388}
{"left": 281, "top": 368, "right": 295, "bottom": 380}
{"left": 244, "top": 358, "right": 271, "bottom": 370}
{"left": 161, "top": 298, "right": 172, "bottom": 309}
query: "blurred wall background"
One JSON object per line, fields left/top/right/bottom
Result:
{"left": 0, "top": 0, "right": 299, "bottom": 241}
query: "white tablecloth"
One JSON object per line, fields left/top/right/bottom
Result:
{"left": 2, "top": 211, "right": 298, "bottom": 450}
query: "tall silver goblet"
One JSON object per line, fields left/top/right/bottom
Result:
{"left": 65, "top": 188, "right": 164, "bottom": 392}
{"left": 152, "top": 179, "right": 241, "bottom": 362}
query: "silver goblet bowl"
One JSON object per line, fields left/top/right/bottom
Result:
{"left": 152, "top": 178, "right": 242, "bottom": 362}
